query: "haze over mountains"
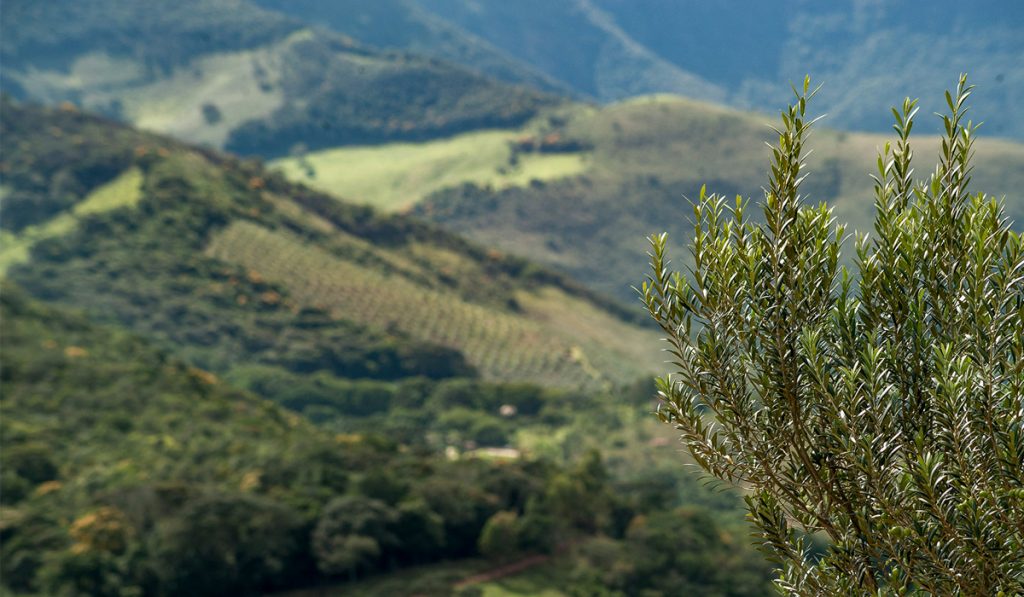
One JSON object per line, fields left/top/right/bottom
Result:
{"left": 5, "top": 0, "right": 1022, "bottom": 148}
{"left": 257, "top": 0, "right": 1024, "bottom": 139}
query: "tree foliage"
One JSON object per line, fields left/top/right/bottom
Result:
{"left": 643, "top": 75, "right": 1024, "bottom": 595}
{"left": 155, "top": 494, "right": 304, "bottom": 595}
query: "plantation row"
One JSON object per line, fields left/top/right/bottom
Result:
{"left": 205, "top": 221, "right": 605, "bottom": 386}
{"left": 511, "top": 286, "right": 666, "bottom": 389}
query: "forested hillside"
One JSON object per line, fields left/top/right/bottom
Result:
{"left": 1, "top": 99, "right": 660, "bottom": 388}
{"left": 0, "top": 100, "right": 773, "bottom": 597}
{"left": 3, "top": 284, "right": 776, "bottom": 596}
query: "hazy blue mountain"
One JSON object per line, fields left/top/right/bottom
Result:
{"left": 7, "top": 0, "right": 1017, "bottom": 148}
{"left": 264, "top": 0, "right": 1023, "bottom": 139}
{"left": 250, "top": 0, "right": 574, "bottom": 95}
{"left": 423, "top": 0, "right": 1024, "bottom": 138}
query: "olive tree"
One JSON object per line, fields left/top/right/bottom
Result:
{"left": 641, "top": 75, "right": 1023, "bottom": 595}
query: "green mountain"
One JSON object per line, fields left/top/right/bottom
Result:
{"left": 251, "top": 0, "right": 573, "bottom": 96}
{"left": 272, "top": 94, "right": 1024, "bottom": 303}
{"left": 0, "top": 99, "right": 660, "bottom": 389}
{"left": 0, "top": 0, "right": 559, "bottom": 157}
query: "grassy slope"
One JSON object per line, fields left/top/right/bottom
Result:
{"left": 287, "top": 94, "right": 1022, "bottom": 302}
{"left": 2, "top": 100, "right": 661, "bottom": 388}
{"left": 204, "top": 220, "right": 658, "bottom": 386}
{"left": 568, "top": 95, "right": 1024, "bottom": 225}
{"left": 271, "top": 128, "right": 589, "bottom": 212}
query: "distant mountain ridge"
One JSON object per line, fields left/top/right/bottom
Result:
{"left": 257, "top": 0, "right": 1024, "bottom": 140}
{"left": 6, "top": 0, "right": 1020, "bottom": 154}
{"left": 0, "top": 0, "right": 560, "bottom": 157}
{"left": 251, "top": 0, "right": 575, "bottom": 96}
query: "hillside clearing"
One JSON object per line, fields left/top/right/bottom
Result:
{"left": 270, "top": 127, "right": 590, "bottom": 211}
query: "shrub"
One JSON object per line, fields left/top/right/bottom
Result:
{"left": 478, "top": 511, "right": 520, "bottom": 561}
{"left": 311, "top": 496, "right": 397, "bottom": 579}
{"left": 642, "top": 76, "right": 1024, "bottom": 594}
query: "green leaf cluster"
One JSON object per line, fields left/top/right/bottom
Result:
{"left": 643, "top": 75, "right": 1024, "bottom": 595}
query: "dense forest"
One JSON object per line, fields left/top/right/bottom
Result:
{"left": 2, "top": 284, "right": 774, "bottom": 596}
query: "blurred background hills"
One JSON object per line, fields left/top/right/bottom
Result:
{"left": 1, "top": 1, "right": 1021, "bottom": 595}
{"left": 5, "top": 0, "right": 1023, "bottom": 142}
{"left": 4, "top": 0, "right": 1021, "bottom": 305}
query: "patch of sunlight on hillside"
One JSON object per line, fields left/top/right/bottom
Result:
{"left": 480, "top": 582, "right": 566, "bottom": 597}
{"left": 611, "top": 92, "right": 726, "bottom": 109}
{"left": 74, "top": 167, "right": 144, "bottom": 215}
{"left": 7, "top": 52, "right": 144, "bottom": 104}
{"left": 124, "top": 37, "right": 298, "bottom": 147}
{"left": 270, "top": 129, "right": 590, "bottom": 211}
{"left": 602, "top": 93, "right": 764, "bottom": 125}
{"left": 0, "top": 168, "right": 143, "bottom": 274}
{"left": 474, "top": 559, "right": 569, "bottom": 597}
